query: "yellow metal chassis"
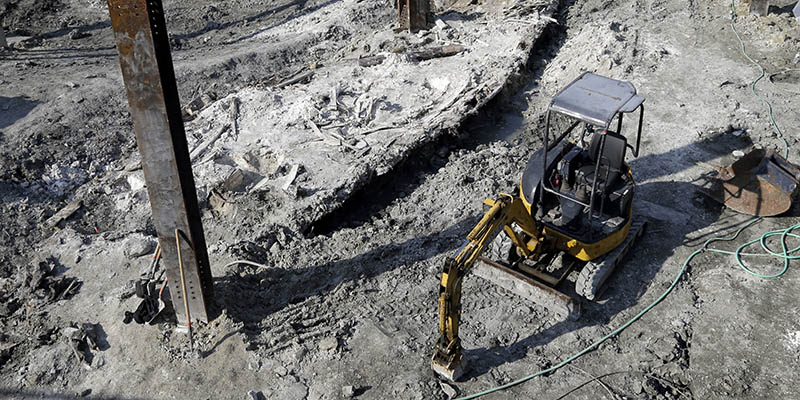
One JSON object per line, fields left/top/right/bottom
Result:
{"left": 432, "top": 168, "right": 635, "bottom": 380}
{"left": 518, "top": 181, "right": 633, "bottom": 261}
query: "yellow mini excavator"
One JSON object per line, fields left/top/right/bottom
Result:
{"left": 432, "top": 72, "right": 647, "bottom": 381}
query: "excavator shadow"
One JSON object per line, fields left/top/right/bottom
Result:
{"left": 215, "top": 130, "right": 758, "bottom": 371}
{"left": 213, "top": 218, "right": 479, "bottom": 336}
{"left": 460, "top": 130, "right": 759, "bottom": 379}
{"left": 460, "top": 179, "right": 727, "bottom": 379}
{"left": 0, "top": 96, "right": 41, "bottom": 129}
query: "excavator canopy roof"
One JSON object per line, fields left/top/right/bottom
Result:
{"left": 549, "top": 72, "right": 644, "bottom": 127}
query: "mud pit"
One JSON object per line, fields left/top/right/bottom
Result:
{"left": 2, "top": 0, "right": 800, "bottom": 399}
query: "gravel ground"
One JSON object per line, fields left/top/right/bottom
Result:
{"left": 2, "top": 0, "right": 800, "bottom": 399}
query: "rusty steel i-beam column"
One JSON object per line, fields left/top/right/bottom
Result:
{"left": 398, "top": 0, "right": 430, "bottom": 32}
{"left": 107, "top": 0, "right": 214, "bottom": 324}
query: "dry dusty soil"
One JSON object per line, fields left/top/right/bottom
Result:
{"left": 2, "top": 0, "right": 800, "bottom": 399}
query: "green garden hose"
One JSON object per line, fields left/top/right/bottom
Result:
{"left": 458, "top": 216, "right": 800, "bottom": 399}
{"left": 729, "top": 0, "right": 790, "bottom": 157}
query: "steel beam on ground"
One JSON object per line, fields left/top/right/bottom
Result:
{"left": 107, "top": 0, "right": 214, "bottom": 324}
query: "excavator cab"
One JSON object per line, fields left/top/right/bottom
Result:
{"left": 524, "top": 72, "right": 644, "bottom": 235}
{"left": 432, "top": 72, "right": 647, "bottom": 381}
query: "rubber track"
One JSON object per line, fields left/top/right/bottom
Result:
{"left": 575, "top": 218, "right": 647, "bottom": 301}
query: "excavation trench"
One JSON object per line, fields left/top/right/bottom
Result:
{"left": 309, "top": 8, "right": 572, "bottom": 236}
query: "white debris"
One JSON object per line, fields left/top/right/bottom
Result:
{"left": 341, "top": 385, "right": 355, "bottom": 397}
{"left": 318, "top": 337, "right": 338, "bottom": 351}
{"left": 123, "top": 236, "right": 155, "bottom": 258}
{"left": 440, "top": 382, "right": 457, "bottom": 399}
{"left": 282, "top": 164, "right": 300, "bottom": 192}
{"left": 434, "top": 19, "right": 451, "bottom": 30}
{"left": 794, "top": 1, "right": 800, "bottom": 23}
{"left": 428, "top": 77, "right": 451, "bottom": 93}
{"left": 784, "top": 330, "right": 800, "bottom": 352}
{"left": 127, "top": 174, "right": 146, "bottom": 191}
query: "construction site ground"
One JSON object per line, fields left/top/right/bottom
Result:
{"left": 2, "top": 0, "right": 800, "bottom": 398}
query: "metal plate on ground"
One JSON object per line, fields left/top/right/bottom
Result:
{"left": 473, "top": 257, "right": 581, "bottom": 320}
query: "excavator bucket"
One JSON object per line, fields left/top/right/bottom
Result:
{"left": 431, "top": 351, "right": 465, "bottom": 382}
{"left": 697, "top": 149, "right": 800, "bottom": 216}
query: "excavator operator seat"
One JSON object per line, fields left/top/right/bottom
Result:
{"left": 578, "top": 130, "right": 627, "bottom": 193}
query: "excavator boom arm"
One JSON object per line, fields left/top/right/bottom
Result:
{"left": 432, "top": 195, "right": 536, "bottom": 380}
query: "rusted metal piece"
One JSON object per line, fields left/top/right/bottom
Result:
{"left": 398, "top": 0, "right": 430, "bottom": 32}
{"left": 697, "top": 149, "right": 800, "bottom": 216}
{"left": 107, "top": 0, "right": 214, "bottom": 324}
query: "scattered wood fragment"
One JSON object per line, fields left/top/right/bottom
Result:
{"left": 308, "top": 119, "right": 339, "bottom": 145}
{"left": 409, "top": 44, "right": 466, "bottom": 61}
{"left": 329, "top": 85, "right": 339, "bottom": 111}
{"left": 182, "top": 91, "right": 217, "bottom": 119}
{"left": 358, "top": 45, "right": 467, "bottom": 67}
{"left": 282, "top": 164, "right": 299, "bottom": 191}
{"left": 190, "top": 124, "right": 230, "bottom": 161}
{"left": 315, "top": 121, "right": 348, "bottom": 129}
{"left": 384, "top": 135, "right": 401, "bottom": 150}
{"left": 542, "top": 15, "right": 558, "bottom": 24}
{"left": 307, "top": 119, "right": 361, "bottom": 151}
{"left": 358, "top": 55, "right": 386, "bottom": 67}
{"left": 449, "top": 0, "right": 473, "bottom": 11}
{"left": 359, "top": 125, "right": 403, "bottom": 135}
{"left": 355, "top": 93, "right": 376, "bottom": 123}
{"left": 469, "top": 81, "right": 504, "bottom": 112}
{"left": 0, "top": 342, "right": 21, "bottom": 353}
{"left": 249, "top": 177, "right": 271, "bottom": 193}
{"left": 124, "top": 159, "right": 142, "bottom": 172}
{"left": 46, "top": 200, "right": 83, "bottom": 228}
{"left": 356, "top": 146, "right": 371, "bottom": 157}
{"left": 229, "top": 97, "right": 240, "bottom": 137}
{"left": 275, "top": 70, "right": 314, "bottom": 88}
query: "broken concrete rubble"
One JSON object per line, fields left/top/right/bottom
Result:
{"left": 440, "top": 381, "right": 458, "bottom": 398}
{"left": 122, "top": 236, "right": 156, "bottom": 258}
{"left": 318, "top": 336, "right": 338, "bottom": 352}
{"left": 749, "top": 0, "right": 770, "bottom": 16}
{"left": 68, "top": 28, "right": 90, "bottom": 40}
{"left": 20, "top": 257, "right": 82, "bottom": 304}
